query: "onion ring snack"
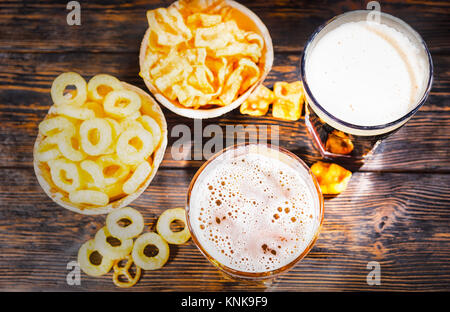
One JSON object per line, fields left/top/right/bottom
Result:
{"left": 156, "top": 208, "right": 191, "bottom": 245}
{"left": 77, "top": 239, "right": 114, "bottom": 277}
{"left": 106, "top": 207, "right": 145, "bottom": 240}
{"left": 132, "top": 232, "right": 170, "bottom": 270}
{"left": 94, "top": 226, "right": 134, "bottom": 260}
{"left": 33, "top": 72, "right": 167, "bottom": 215}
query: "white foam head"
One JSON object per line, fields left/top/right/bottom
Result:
{"left": 305, "top": 13, "right": 430, "bottom": 128}
{"left": 188, "top": 145, "right": 322, "bottom": 273}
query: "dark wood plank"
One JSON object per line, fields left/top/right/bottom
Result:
{"left": 0, "top": 52, "right": 449, "bottom": 171}
{"left": 0, "top": 0, "right": 449, "bottom": 53}
{"left": 0, "top": 168, "right": 449, "bottom": 291}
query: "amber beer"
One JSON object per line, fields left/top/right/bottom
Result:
{"left": 301, "top": 10, "right": 433, "bottom": 160}
{"left": 186, "top": 143, "right": 323, "bottom": 280}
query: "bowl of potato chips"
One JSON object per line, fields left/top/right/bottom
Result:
{"left": 33, "top": 72, "right": 168, "bottom": 215}
{"left": 139, "top": 0, "right": 273, "bottom": 119}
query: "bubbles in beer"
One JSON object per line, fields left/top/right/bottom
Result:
{"left": 189, "top": 146, "right": 319, "bottom": 273}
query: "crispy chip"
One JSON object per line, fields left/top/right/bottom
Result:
{"left": 146, "top": 7, "right": 192, "bottom": 47}
{"left": 194, "top": 21, "right": 236, "bottom": 50}
{"left": 173, "top": 81, "right": 214, "bottom": 108}
{"left": 325, "top": 130, "right": 355, "bottom": 155}
{"left": 187, "top": 12, "right": 222, "bottom": 28}
{"left": 219, "top": 58, "right": 259, "bottom": 105}
{"left": 188, "top": 65, "right": 215, "bottom": 94}
{"left": 213, "top": 42, "right": 261, "bottom": 63}
{"left": 240, "top": 84, "right": 274, "bottom": 116}
{"left": 272, "top": 81, "right": 304, "bottom": 121}
{"left": 311, "top": 161, "right": 352, "bottom": 195}
{"left": 175, "top": 0, "right": 226, "bottom": 16}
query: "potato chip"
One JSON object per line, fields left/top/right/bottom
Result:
{"left": 219, "top": 58, "right": 259, "bottom": 105}
{"left": 310, "top": 161, "right": 352, "bottom": 195}
{"left": 213, "top": 42, "right": 261, "bottom": 63}
{"left": 194, "top": 22, "right": 235, "bottom": 50}
{"left": 146, "top": 7, "right": 192, "bottom": 48}
{"left": 188, "top": 65, "right": 215, "bottom": 94}
{"left": 240, "top": 84, "right": 274, "bottom": 116}
{"left": 176, "top": 0, "right": 226, "bottom": 16}
{"left": 325, "top": 130, "right": 354, "bottom": 155}
{"left": 187, "top": 12, "right": 222, "bottom": 28}
{"left": 237, "top": 58, "right": 260, "bottom": 93}
{"left": 272, "top": 81, "right": 304, "bottom": 121}
{"left": 172, "top": 82, "right": 214, "bottom": 108}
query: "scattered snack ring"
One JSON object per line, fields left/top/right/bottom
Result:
{"left": 106, "top": 207, "right": 145, "bottom": 240}
{"left": 156, "top": 208, "right": 191, "bottom": 245}
{"left": 311, "top": 161, "right": 352, "bottom": 195}
{"left": 77, "top": 239, "right": 114, "bottom": 277}
{"left": 112, "top": 255, "right": 142, "bottom": 288}
{"left": 94, "top": 226, "right": 134, "bottom": 260}
{"left": 132, "top": 232, "right": 170, "bottom": 270}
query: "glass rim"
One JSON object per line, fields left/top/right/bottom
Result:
{"left": 185, "top": 142, "right": 324, "bottom": 279}
{"left": 300, "top": 10, "right": 434, "bottom": 132}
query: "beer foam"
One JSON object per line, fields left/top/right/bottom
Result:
{"left": 306, "top": 20, "right": 428, "bottom": 126}
{"left": 189, "top": 145, "right": 320, "bottom": 273}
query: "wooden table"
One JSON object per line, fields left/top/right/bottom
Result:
{"left": 0, "top": 0, "right": 449, "bottom": 292}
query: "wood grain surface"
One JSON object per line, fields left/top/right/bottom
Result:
{"left": 0, "top": 0, "right": 449, "bottom": 291}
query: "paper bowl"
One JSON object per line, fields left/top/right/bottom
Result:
{"left": 139, "top": 0, "right": 273, "bottom": 119}
{"left": 33, "top": 82, "right": 168, "bottom": 215}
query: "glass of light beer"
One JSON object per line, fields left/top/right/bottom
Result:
{"left": 186, "top": 143, "right": 324, "bottom": 280}
{"left": 300, "top": 10, "right": 433, "bottom": 160}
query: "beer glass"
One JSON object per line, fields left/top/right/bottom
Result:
{"left": 186, "top": 143, "right": 324, "bottom": 281}
{"left": 300, "top": 10, "right": 433, "bottom": 160}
